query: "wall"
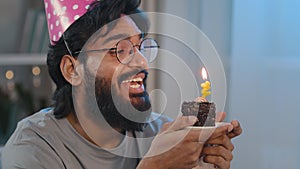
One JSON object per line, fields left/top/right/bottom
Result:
{"left": 229, "top": 0, "right": 300, "bottom": 168}
{"left": 0, "top": 0, "right": 25, "bottom": 53}
{"left": 0, "top": 0, "right": 44, "bottom": 53}
{"left": 0, "top": 0, "right": 53, "bottom": 145}
{"left": 146, "top": 0, "right": 233, "bottom": 119}
{"left": 2, "top": 0, "right": 299, "bottom": 168}
{"left": 147, "top": 0, "right": 300, "bottom": 168}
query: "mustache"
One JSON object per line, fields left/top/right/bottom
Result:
{"left": 118, "top": 69, "right": 149, "bottom": 84}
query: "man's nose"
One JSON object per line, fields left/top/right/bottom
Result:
{"left": 127, "top": 47, "right": 149, "bottom": 69}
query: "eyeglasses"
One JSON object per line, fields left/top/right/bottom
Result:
{"left": 74, "top": 38, "right": 159, "bottom": 64}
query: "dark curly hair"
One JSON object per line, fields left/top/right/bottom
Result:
{"left": 47, "top": 0, "right": 149, "bottom": 118}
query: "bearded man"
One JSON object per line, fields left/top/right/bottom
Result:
{"left": 2, "top": 0, "right": 242, "bottom": 169}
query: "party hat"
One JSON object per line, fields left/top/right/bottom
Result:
{"left": 43, "top": 0, "right": 93, "bottom": 44}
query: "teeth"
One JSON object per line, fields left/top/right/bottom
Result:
{"left": 122, "top": 77, "right": 143, "bottom": 83}
{"left": 130, "top": 84, "right": 141, "bottom": 88}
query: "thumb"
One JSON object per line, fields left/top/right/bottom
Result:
{"left": 161, "top": 116, "right": 198, "bottom": 133}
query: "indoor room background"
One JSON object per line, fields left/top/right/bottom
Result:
{"left": 1, "top": 0, "right": 300, "bottom": 169}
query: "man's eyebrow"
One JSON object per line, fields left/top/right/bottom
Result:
{"left": 103, "top": 33, "right": 130, "bottom": 45}
{"left": 103, "top": 33, "right": 144, "bottom": 45}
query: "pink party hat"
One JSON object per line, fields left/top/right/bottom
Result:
{"left": 44, "top": 0, "right": 93, "bottom": 44}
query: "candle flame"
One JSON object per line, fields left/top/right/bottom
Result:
{"left": 201, "top": 67, "right": 208, "bottom": 80}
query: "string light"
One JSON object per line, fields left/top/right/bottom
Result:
{"left": 32, "top": 66, "right": 41, "bottom": 87}
{"left": 32, "top": 66, "right": 41, "bottom": 76}
{"left": 5, "top": 70, "right": 14, "bottom": 80}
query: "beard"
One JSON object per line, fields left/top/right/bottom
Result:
{"left": 84, "top": 69, "right": 152, "bottom": 132}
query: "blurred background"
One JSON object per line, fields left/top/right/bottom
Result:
{"left": 0, "top": 0, "right": 53, "bottom": 147}
{"left": 1, "top": 0, "right": 300, "bottom": 169}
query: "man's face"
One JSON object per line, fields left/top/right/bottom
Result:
{"left": 81, "top": 15, "right": 151, "bottom": 131}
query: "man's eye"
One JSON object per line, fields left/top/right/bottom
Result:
{"left": 117, "top": 49, "right": 125, "bottom": 54}
{"left": 108, "top": 49, "right": 116, "bottom": 55}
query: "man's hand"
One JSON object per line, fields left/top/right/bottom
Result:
{"left": 137, "top": 116, "right": 233, "bottom": 169}
{"left": 199, "top": 112, "right": 242, "bottom": 169}
{"left": 200, "top": 133, "right": 234, "bottom": 169}
{"left": 216, "top": 112, "right": 242, "bottom": 139}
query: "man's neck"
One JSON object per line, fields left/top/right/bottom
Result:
{"left": 66, "top": 112, "right": 125, "bottom": 149}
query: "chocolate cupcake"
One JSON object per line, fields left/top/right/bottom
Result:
{"left": 181, "top": 98, "right": 216, "bottom": 126}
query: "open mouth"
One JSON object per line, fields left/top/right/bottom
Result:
{"left": 119, "top": 70, "right": 148, "bottom": 95}
{"left": 122, "top": 76, "right": 143, "bottom": 89}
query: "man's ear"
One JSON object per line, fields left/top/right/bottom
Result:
{"left": 60, "top": 55, "right": 82, "bottom": 86}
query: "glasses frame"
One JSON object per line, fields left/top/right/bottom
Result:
{"left": 73, "top": 38, "right": 160, "bottom": 64}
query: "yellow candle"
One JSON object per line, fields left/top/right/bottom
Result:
{"left": 201, "top": 67, "right": 211, "bottom": 98}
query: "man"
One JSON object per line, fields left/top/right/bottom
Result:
{"left": 2, "top": 0, "right": 242, "bottom": 169}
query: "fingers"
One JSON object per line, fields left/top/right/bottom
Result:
{"left": 203, "top": 154, "right": 231, "bottom": 169}
{"left": 209, "top": 124, "right": 233, "bottom": 140}
{"left": 202, "top": 145, "right": 233, "bottom": 161}
{"left": 227, "top": 120, "right": 242, "bottom": 139}
{"left": 184, "top": 124, "right": 233, "bottom": 143}
{"left": 202, "top": 145, "right": 232, "bottom": 169}
{"left": 202, "top": 134, "right": 235, "bottom": 169}
{"left": 160, "top": 116, "right": 198, "bottom": 134}
{"left": 206, "top": 135, "right": 234, "bottom": 151}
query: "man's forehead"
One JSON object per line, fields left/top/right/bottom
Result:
{"left": 87, "top": 15, "right": 142, "bottom": 48}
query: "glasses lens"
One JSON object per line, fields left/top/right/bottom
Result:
{"left": 116, "top": 40, "right": 134, "bottom": 64}
{"left": 140, "top": 38, "right": 159, "bottom": 63}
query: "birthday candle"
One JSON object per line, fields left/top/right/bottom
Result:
{"left": 201, "top": 67, "right": 211, "bottom": 98}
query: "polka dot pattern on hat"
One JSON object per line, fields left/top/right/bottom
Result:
{"left": 43, "top": 0, "right": 93, "bottom": 44}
